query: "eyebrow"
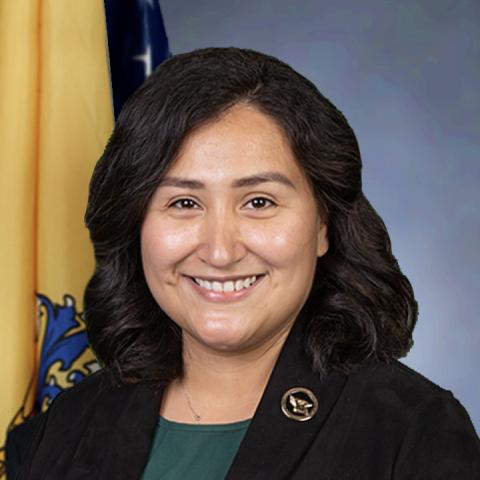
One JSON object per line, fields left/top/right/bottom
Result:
{"left": 158, "top": 171, "right": 296, "bottom": 190}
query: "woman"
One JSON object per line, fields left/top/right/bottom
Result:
{"left": 7, "top": 47, "right": 479, "bottom": 479}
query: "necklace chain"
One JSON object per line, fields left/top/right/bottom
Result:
{"left": 181, "top": 381, "right": 202, "bottom": 422}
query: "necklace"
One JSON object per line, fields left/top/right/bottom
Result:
{"left": 180, "top": 381, "right": 202, "bottom": 423}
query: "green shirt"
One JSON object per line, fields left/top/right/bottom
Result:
{"left": 141, "top": 416, "right": 251, "bottom": 480}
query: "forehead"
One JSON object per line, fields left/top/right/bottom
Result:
{"left": 165, "top": 104, "right": 306, "bottom": 183}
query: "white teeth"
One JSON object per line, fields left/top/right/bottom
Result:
{"left": 193, "top": 275, "right": 259, "bottom": 293}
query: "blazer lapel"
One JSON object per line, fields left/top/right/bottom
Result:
{"left": 226, "top": 310, "right": 347, "bottom": 480}
{"left": 87, "top": 382, "right": 163, "bottom": 479}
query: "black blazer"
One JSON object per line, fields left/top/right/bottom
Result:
{"left": 7, "top": 315, "right": 480, "bottom": 479}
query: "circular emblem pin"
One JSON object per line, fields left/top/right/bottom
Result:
{"left": 281, "top": 387, "right": 318, "bottom": 422}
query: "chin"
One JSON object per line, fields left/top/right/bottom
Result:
{"left": 191, "top": 318, "right": 252, "bottom": 352}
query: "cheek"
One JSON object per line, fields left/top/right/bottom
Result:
{"left": 245, "top": 213, "right": 319, "bottom": 265}
{"left": 140, "top": 219, "right": 198, "bottom": 270}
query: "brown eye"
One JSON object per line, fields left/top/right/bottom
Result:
{"left": 170, "top": 198, "right": 199, "bottom": 209}
{"left": 245, "top": 197, "right": 276, "bottom": 209}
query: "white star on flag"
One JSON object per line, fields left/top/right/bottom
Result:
{"left": 133, "top": 45, "right": 152, "bottom": 77}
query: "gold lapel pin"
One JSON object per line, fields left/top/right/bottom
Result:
{"left": 281, "top": 387, "right": 318, "bottom": 422}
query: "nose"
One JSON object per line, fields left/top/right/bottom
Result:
{"left": 196, "top": 210, "right": 247, "bottom": 268}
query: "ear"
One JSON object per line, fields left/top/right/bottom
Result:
{"left": 316, "top": 222, "right": 329, "bottom": 258}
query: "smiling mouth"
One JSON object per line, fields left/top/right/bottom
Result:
{"left": 187, "top": 274, "right": 266, "bottom": 294}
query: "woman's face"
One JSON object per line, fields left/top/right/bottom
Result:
{"left": 141, "top": 104, "right": 328, "bottom": 355}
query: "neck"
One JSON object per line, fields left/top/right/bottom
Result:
{"left": 184, "top": 328, "right": 288, "bottom": 398}
{"left": 161, "top": 326, "right": 291, "bottom": 424}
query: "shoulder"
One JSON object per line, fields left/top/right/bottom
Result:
{"left": 6, "top": 371, "right": 115, "bottom": 475}
{"left": 46, "top": 368, "right": 117, "bottom": 418}
{"left": 347, "top": 359, "right": 478, "bottom": 430}
{"left": 344, "top": 360, "right": 480, "bottom": 478}
{"left": 351, "top": 359, "right": 453, "bottom": 409}
{"left": 54, "top": 367, "right": 116, "bottom": 401}
{"left": 6, "top": 370, "right": 157, "bottom": 479}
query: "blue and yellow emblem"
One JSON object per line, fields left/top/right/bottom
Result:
{"left": 36, "top": 294, "right": 99, "bottom": 411}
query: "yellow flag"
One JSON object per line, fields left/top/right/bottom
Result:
{"left": 0, "top": 0, "right": 113, "bottom": 475}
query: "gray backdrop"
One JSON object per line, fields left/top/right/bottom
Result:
{"left": 159, "top": 0, "right": 480, "bottom": 432}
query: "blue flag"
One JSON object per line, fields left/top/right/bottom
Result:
{"left": 104, "top": 0, "right": 171, "bottom": 119}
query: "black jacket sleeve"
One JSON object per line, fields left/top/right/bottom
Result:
{"left": 393, "top": 392, "right": 480, "bottom": 479}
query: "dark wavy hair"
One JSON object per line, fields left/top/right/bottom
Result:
{"left": 84, "top": 47, "right": 418, "bottom": 386}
